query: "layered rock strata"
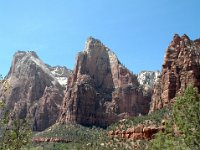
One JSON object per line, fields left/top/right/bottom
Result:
{"left": 59, "top": 37, "right": 153, "bottom": 127}
{"left": 150, "top": 34, "right": 200, "bottom": 112}
{"left": 108, "top": 124, "right": 164, "bottom": 140}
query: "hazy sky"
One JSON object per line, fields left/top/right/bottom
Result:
{"left": 0, "top": 0, "right": 199, "bottom": 77}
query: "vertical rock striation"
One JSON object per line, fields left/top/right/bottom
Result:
{"left": 150, "top": 34, "right": 200, "bottom": 112}
{"left": 0, "top": 51, "right": 71, "bottom": 131}
{"left": 59, "top": 37, "right": 153, "bottom": 127}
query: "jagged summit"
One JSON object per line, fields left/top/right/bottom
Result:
{"left": 172, "top": 33, "right": 190, "bottom": 39}
{"left": 84, "top": 37, "right": 112, "bottom": 53}
{"left": 85, "top": 36, "right": 102, "bottom": 46}
{"left": 169, "top": 34, "right": 197, "bottom": 49}
{"left": 8, "top": 51, "right": 60, "bottom": 87}
{"left": 1, "top": 50, "right": 69, "bottom": 131}
{"left": 8, "top": 51, "right": 71, "bottom": 86}
{"left": 59, "top": 37, "right": 151, "bottom": 127}
{"left": 14, "top": 50, "right": 39, "bottom": 59}
{"left": 181, "top": 33, "right": 190, "bottom": 39}
{"left": 85, "top": 37, "right": 102, "bottom": 52}
{"left": 150, "top": 34, "right": 200, "bottom": 112}
{"left": 86, "top": 36, "right": 102, "bottom": 44}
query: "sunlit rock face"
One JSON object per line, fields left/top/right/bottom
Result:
{"left": 47, "top": 65, "right": 72, "bottom": 87}
{"left": 0, "top": 51, "right": 70, "bottom": 131}
{"left": 59, "top": 37, "right": 153, "bottom": 127}
{"left": 137, "top": 71, "right": 160, "bottom": 92}
{"left": 150, "top": 34, "right": 200, "bottom": 112}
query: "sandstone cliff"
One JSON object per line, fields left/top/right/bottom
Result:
{"left": 59, "top": 37, "right": 154, "bottom": 127}
{"left": 0, "top": 51, "right": 71, "bottom": 131}
{"left": 150, "top": 34, "right": 200, "bottom": 112}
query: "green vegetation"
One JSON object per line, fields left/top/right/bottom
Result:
{"left": 32, "top": 123, "right": 109, "bottom": 149}
{"left": 0, "top": 76, "right": 32, "bottom": 150}
{"left": 30, "top": 108, "right": 170, "bottom": 150}
{"left": 34, "top": 123, "right": 106, "bottom": 143}
{"left": 149, "top": 85, "right": 200, "bottom": 150}
{"left": 173, "top": 85, "right": 200, "bottom": 149}
{"left": 148, "top": 116, "right": 187, "bottom": 150}
{"left": 1, "top": 74, "right": 199, "bottom": 150}
{"left": 108, "top": 107, "right": 170, "bottom": 131}
{"left": 31, "top": 123, "right": 141, "bottom": 150}
{"left": 0, "top": 117, "right": 32, "bottom": 150}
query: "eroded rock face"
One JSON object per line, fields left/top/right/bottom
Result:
{"left": 0, "top": 51, "right": 69, "bottom": 131}
{"left": 137, "top": 71, "right": 160, "bottom": 89}
{"left": 108, "top": 124, "right": 164, "bottom": 140}
{"left": 150, "top": 34, "right": 200, "bottom": 112}
{"left": 59, "top": 37, "right": 152, "bottom": 127}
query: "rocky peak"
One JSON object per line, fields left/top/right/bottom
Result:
{"left": 8, "top": 51, "right": 59, "bottom": 86}
{"left": 169, "top": 33, "right": 192, "bottom": 48}
{"left": 14, "top": 50, "right": 39, "bottom": 59}
{"left": 150, "top": 34, "right": 200, "bottom": 112}
{"left": 59, "top": 37, "right": 151, "bottom": 127}
{"left": 84, "top": 37, "right": 104, "bottom": 52}
{"left": 1, "top": 51, "right": 65, "bottom": 131}
{"left": 8, "top": 51, "right": 72, "bottom": 87}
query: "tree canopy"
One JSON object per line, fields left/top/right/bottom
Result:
{"left": 149, "top": 85, "right": 200, "bottom": 150}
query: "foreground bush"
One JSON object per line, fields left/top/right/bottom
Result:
{"left": 149, "top": 85, "right": 200, "bottom": 150}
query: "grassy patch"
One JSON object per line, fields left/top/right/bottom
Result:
{"left": 108, "top": 107, "right": 170, "bottom": 131}
{"left": 29, "top": 107, "right": 171, "bottom": 149}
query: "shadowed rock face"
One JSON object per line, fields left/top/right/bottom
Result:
{"left": 59, "top": 37, "right": 153, "bottom": 127}
{"left": 0, "top": 51, "right": 70, "bottom": 131}
{"left": 150, "top": 34, "right": 200, "bottom": 112}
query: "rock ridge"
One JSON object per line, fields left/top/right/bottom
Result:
{"left": 59, "top": 37, "right": 152, "bottom": 127}
{"left": 150, "top": 34, "right": 200, "bottom": 112}
{"left": 0, "top": 51, "right": 70, "bottom": 131}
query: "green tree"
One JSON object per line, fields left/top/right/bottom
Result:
{"left": 173, "top": 85, "right": 200, "bottom": 150}
{"left": 0, "top": 76, "right": 32, "bottom": 150}
{"left": 148, "top": 113, "right": 174, "bottom": 150}
{"left": 149, "top": 85, "right": 200, "bottom": 150}
{"left": 0, "top": 117, "right": 32, "bottom": 150}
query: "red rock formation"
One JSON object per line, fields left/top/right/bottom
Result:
{"left": 0, "top": 51, "right": 69, "bottom": 131}
{"left": 59, "top": 37, "right": 152, "bottom": 127}
{"left": 108, "top": 124, "right": 164, "bottom": 140}
{"left": 150, "top": 34, "right": 200, "bottom": 112}
{"left": 29, "top": 87, "right": 64, "bottom": 131}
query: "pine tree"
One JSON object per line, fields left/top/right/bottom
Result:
{"left": 173, "top": 85, "right": 200, "bottom": 150}
{"left": 0, "top": 75, "right": 32, "bottom": 150}
{"left": 149, "top": 85, "right": 200, "bottom": 150}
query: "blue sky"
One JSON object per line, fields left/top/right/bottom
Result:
{"left": 0, "top": 0, "right": 199, "bottom": 77}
